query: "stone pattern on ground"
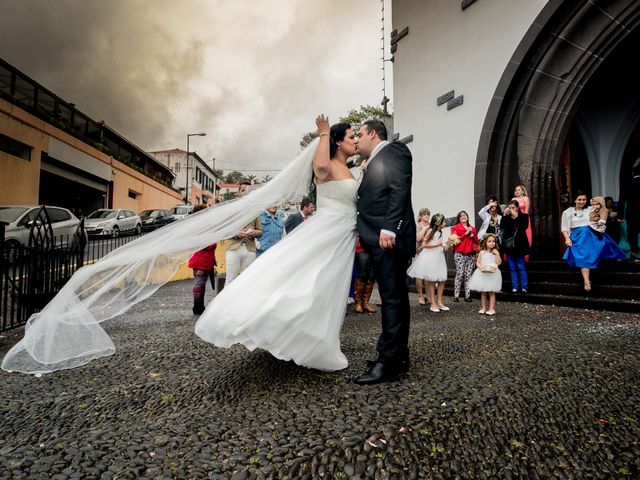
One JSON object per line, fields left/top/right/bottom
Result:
{"left": 1, "top": 280, "right": 639, "bottom": 479}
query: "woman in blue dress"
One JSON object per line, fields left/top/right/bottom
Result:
{"left": 562, "top": 192, "right": 625, "bottom": 291}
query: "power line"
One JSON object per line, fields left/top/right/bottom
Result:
{"left": 217, "top": 168, "right": 282, "bottom": 173}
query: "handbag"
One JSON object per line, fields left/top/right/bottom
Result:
{"left": 504, "top": 228, "right": 518, "bottom": 250}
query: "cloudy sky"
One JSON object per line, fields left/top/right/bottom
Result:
{"left": 0, "top": 0, "right": 392, "bottom": 176}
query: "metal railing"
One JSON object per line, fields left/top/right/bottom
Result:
{"left": 0, "top": 207, "right": 144, "bottom": 332}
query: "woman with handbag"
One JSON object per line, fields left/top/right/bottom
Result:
{"left": 500, "top": 200, "right": 531, "bottom": 293}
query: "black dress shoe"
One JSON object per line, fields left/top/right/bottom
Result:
{"left": 464, "top": 297, "right": 472, "bottom": 302}
{"left": 355, "top": 361, "right": 399, "bottom": 385}
{"left": 366, "top": 359, "right": 410, "bottom": 373}
{"left": 453, "top": 297, "right": 459, "bottom": 302}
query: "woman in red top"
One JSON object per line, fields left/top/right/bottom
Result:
{"left": 188, "top": 205, "right": 217, "bottom": 315}
{"left": 450, "top": 210, "right": 478, "bottom": 302}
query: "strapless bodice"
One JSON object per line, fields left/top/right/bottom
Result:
{"left": 315, "top": 179, "right": 358, "bottom": 218}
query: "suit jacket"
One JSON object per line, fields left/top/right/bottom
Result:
{"left": 226, "top": 217, "right": 262, "bottom": 252}
{"left": 285, "top": 211, "right": 304, "bottom": 233}
{"left": 357, "top": 141, "right": 416, "bottom": 255}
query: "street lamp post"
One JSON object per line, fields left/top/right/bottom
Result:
{"left": 209, "top": 157, "right": 217, "bottom": 205}
{"left": 185, "top": 132, "right": 206, "bottom": 204}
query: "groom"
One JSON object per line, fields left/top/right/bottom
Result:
{"left": 355, "top": 120, "right": 416, "bottom": 385}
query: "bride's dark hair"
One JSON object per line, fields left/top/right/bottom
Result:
{"left": 329, "top": 122, "right": 352, "bottom": 158}
{"left": 309, "top": 122, "right": 353, "bottom": 202}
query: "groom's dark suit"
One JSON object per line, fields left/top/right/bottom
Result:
{"left": 357, "top": 141, "right": 415, "bottom": 369}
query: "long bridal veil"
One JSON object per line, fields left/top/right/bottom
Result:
{"left": 2, "top": 139, "right": 319, "bottom": 375}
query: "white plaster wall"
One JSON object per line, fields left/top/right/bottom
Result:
{"left": 392, "top": 0, "right": 547, "bottom": 221}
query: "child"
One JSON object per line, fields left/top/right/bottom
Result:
{"left": 407, "top": 213, "right": 449, "bottom": 312}
{"left": 188, "top": 205, "right": 217, "bottom": 315}
{"left": 589, "top": 196, "right": 608, "bottom": 233}
{"left": 469, "top": 233, "right": 502, "bottom": 315}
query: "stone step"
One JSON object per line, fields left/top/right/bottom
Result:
{"left": 525, "top": 259, "right": 640, "bottom": 273}
{"left": 436, "top": 286, "right": 639, "bottom": 313}
{"left": 494, "top": 291, "right": 640, "bottom": 313}
{"left": 509, "top": 270, "right": 637, "bottom": 284}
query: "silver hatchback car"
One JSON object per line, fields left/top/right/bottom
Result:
{"left": 84, "top": 209, "right": 142, "bottom": 237}
{"left": 0, "top": 205, "right": 85, "bottom": 247}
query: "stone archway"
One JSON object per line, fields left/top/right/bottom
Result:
{"left": 474, "top": 0, "right": 640, "bottom": 259}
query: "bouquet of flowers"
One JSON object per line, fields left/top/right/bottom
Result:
{"left": 447, "top": 232, "right": 461, "bottom": 247}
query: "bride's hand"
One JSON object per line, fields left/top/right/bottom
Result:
{"left": 315, "top": 114, "right": 330, "bottom": 137}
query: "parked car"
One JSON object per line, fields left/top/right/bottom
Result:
{"left": 84, "top": 209, "right": 141, "bottom": 237}
{"left": 139, "top": 209, "right": 175, "bottom": 231}
{"left": 0, "top": 205, "right": 87, "bottom": 250}
{"left": 170, "top": 204, "right": 194, "bottom": 220}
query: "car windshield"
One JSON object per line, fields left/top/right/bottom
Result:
{"left": 139, "top": 210, "right": 154, "bottom": 216}
{"left": 87, "top": 210, "right": 117, "bottom": 219}
{"left": 0, "top": 207, "right": 29, "bottom": 223}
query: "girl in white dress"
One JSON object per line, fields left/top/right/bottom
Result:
{"left": 469, "top": 233, "right": 502, "bottom": 315}
{"left": 407, "top": 214, "right": 449, "bottom": 313}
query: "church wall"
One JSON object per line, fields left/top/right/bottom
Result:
{"left": 392, "top": 0, "right": 547, "bottom": 218}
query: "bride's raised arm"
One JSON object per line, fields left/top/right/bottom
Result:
{"left": 313, "top": 114, "right": 332, "bottom": 181}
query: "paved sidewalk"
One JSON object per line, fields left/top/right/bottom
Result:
{"left": 1, "top": 280, "right": 639, "bottom": 479}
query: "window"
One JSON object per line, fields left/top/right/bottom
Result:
{"left": 0, "top": 132, "right": 31, "bottom": 161}
{"left": 36, "top": 90, "right": 56, "bottom": 122}
{"left": 128, "top": 190, "right": 138, "bottom": 199}
{"left": 0, "top": 64, "right": 11, "bottom": 96}
{"left": 48, "top": 208, "right": 71, "bottom": 223}
{"left": 18, "top": 209, "right": 40, "bottom": 227}
{"left": 174, "top": 162, "right": 180, "bottom": 173}
{"left": 13, "top": 75, "right": 35, "bottom": 108}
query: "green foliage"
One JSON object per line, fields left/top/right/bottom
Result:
{"left": 340, "top": 105, "right": 386, "bottom": 131}
{"left": 222, "top": 170, "right": 248, "bottom": 184}
{"left": 299, "top": 104, "right": 388, "bottom": 148}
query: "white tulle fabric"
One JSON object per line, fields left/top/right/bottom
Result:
{"left": 2, "top": 139, "right": 324, "bottom": 375}
{"left": 195, "top": 178, "right": 358, "bottom": 371}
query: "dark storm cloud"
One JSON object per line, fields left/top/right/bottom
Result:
{"left": 0, "top": 0, "right": 388, "bottom": 172}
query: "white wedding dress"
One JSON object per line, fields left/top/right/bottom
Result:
{"left": 195, "top": 178, "right": 358, "bottom": 371}
{"left": 2, "top": 139, "right": 357, "bottom": 376}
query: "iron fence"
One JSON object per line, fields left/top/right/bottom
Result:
{"left": 0, "top": 206, "right": 143, "bottom": 332}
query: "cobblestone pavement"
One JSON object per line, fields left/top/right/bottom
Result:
{"left": 1, "top": 281, "right": 639, "bottom": 479}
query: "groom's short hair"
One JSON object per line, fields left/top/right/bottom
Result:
{"left": 363, "top": 119, "right": 387, "bottom": 141}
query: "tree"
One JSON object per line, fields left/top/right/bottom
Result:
{"left": 340, "top": 105, "right": 386, "bottom": 131}
{"left": 222, "top": 170, "right": 246, "bottom": 184}
{"left": 299, "top": 104, "right": 388, "bottom": 148}
{"left": 299, "top": 131, "right": 318, "bottom": 149}
{"left": 261, "top": 174, "right": 273, "bottom": 183}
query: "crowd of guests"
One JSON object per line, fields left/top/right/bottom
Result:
{"left": 405, "top": 184, "right": 532, "bottom": 316}
{"left": 186, "top": 158, "right": 639, "bottom": 316}
{"left": 187, "top": 183, "right": 312, "bottom": 315}
{"left": 404, "top": 174, "right": 637, "bottom": 315}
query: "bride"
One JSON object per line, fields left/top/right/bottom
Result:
{"left": 2, "top": 115, "right": 360, "bottom": 375}
{"left": 195, "top": 115, "right": 358, "bottom": 370}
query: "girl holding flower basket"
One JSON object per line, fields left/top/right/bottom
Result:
{"left": 469, "top": 233, "right": 502, "bottom": 315}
